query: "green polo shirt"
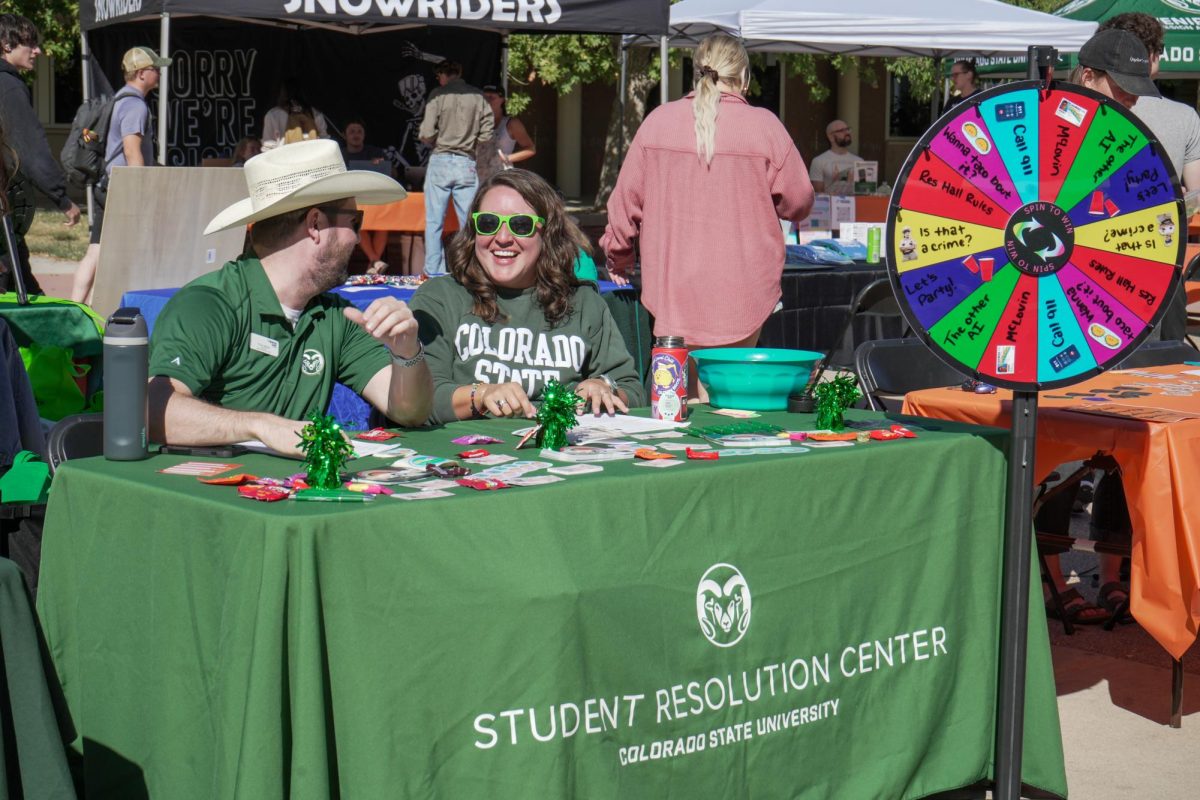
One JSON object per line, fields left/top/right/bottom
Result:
{"left": 148, "top": 257, "right": 391, "bottom": 420}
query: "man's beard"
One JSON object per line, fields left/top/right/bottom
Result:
{"left": 836, "top": 135, "right": 852, "bottom": 148}
{"left": 312, "top": 237, "right": 353, "bottom": 293}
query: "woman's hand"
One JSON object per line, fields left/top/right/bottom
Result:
{"left": 478, "top": 382, "right": 536, "bottom": 418}
{"left": 576, "top": 378, "right": 628, "bottom": 416}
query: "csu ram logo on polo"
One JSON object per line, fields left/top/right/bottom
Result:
{"left": 696, "top": 563, "right": 752, "bottom": 648}
{"left": 301, "top": 349, "right": 325, "bottom": 376}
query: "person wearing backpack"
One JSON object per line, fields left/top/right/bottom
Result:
{"left": 70, "top": 45, "right": 169, "bottom": 304}
{"left": 0, "top": 14, "right": 81, "bottom": 296}
{"left": 261, "top": 79, "right": 329, "bottom": 151}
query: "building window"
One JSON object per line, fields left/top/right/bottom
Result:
{"left": 888, "top": 74, "right": 931, "bottom": 138}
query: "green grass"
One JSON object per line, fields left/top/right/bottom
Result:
{"left": 24, "top": 207, "right": 91, "bottom": 261}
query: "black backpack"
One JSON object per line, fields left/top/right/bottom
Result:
{"left": 59, "top": 89, "right": 144, "bottom": 187}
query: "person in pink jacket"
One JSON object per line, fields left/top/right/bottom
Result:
{"left": 601, "top": 33, "right": 814, "bottom": 401}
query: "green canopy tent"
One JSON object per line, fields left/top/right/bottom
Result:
{"left": 965, "top": 0, "right": 1200, "bottom": 79}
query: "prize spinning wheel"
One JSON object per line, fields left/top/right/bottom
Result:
{"left": 887, "top": 80, "right": 1185, "bottom": 390}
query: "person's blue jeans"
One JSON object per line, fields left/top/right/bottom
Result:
{"left": 424, "top": 153, "right": 478, "bottom": 276}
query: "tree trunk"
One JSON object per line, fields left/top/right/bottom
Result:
{"left": 593, "top": 44, "right": 657, "bottom": 211}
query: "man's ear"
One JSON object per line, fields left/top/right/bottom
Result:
{"left": 305, "top": 207, "right": 323, "bottom": 244}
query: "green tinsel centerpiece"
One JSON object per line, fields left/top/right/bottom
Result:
{"left": 814, "top": 375, "right": 861, "bottom": 431}
{"left": 298, "top": 413, "right": 354, "bottom": 489}
{"left": 535, "top": 379, "right": 584, "bottom": 450}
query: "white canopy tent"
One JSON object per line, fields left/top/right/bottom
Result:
{"left": 627, "top": 0, "right": 1099, "bottom": 112}
{"left": 639, "top": 0, "right": 1098, "bottom": 57}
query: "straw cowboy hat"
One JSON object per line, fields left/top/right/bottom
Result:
{"left": 204, "top": 139, "right": 406, "bottom": 235}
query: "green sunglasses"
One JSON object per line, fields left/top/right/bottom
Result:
{"left": 471, "top": 212, "right": 545, "bottom": 237}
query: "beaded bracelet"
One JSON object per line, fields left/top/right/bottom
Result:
{"left": 469, "top": 382, "right": 486, "bottom": 418}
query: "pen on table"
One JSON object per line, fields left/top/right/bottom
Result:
{"left": 293, "top": 494, "right": 374, "bottom": 503}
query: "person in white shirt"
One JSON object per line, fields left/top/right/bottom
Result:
{"left": 809, "top": 120, "right": 859, "bottom": 195}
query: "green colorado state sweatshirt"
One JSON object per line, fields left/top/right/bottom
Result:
{"left": 410, "top": 276, "right": 646, "bottom": 425}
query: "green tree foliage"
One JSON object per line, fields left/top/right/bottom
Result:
{"left": 4, "top": 0, "right": 79, "bottom": 67}
{"left": 886, "top": 0, "right": 1067, "bottom": 102}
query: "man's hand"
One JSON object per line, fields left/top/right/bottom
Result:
{"left": 63, "top": 202, "right": 81, "bottom": 227}
{"left": 253, "top": 416, "right": 308, "bottom": 458}
{"left": 343, "top": 297, "right": 419, "bottom": 358}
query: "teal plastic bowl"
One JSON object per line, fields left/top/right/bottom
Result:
{"left": 690, "top": 348, "right": 822, "bottom": 411}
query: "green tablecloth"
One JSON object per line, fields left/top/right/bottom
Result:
{"left": 36, "top": 409, "right": 1066, "bottom": 799}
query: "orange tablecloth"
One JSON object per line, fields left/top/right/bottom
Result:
{"left": 853, "top": 195, "right": 888, "bottom": 222}
{"left": 903, "top": 365, "right": 1200, "bottom": 659}
{"left": 359, "top": 193, "right": 458, "bottom": 234}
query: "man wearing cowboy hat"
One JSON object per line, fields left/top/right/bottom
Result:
{"left": 148, "top": 140, "right": 433, "bottom": 455}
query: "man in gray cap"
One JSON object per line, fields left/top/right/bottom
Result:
{"left": 71, "top": 45, "right": 171, "bottom": 303}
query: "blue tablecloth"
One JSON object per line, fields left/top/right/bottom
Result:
{"left": 122, "top": 281, "right": 631, "bottom": 430}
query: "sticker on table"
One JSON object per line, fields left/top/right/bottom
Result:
{"left": 160, "top": 461, "right": 242, "bottom": 477}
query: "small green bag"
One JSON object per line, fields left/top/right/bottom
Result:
{"left": 20, "top": 344, "right": 89, "bottom": 421}
{"left": 0, "top": 450, "right": 51, "bottom": 504}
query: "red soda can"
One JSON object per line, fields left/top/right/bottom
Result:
{"left": 650, "top": 336, "right": 688, "bottom": 421}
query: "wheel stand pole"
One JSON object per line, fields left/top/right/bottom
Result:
{"left": 995, "top": 390, "right": 1038, "bottom": 800}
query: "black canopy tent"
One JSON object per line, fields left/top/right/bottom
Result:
{"left": 77, "top": 0, "right": 670, "bottom": 164}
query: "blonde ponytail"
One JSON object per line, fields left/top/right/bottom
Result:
{"left": 692, "top": 33, "right": 750, "bottom": 166}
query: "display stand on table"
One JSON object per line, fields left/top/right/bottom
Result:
{"left": 886, "top": 46, "right": 1185, "bottom": 799}
{"left": 94, "top": 167, "right": 249, "bottom": 317}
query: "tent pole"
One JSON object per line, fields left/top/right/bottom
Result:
{"left": 158, "top": 12, "right": 170, "bottom": 165}
{"left": 500, "top": 33, "right": 509, "bottom": 94}
{"left": 81, "top": 31, "right": 95, "bottom": 225}
{"left": 660, "top": 36, "right": 668, "bottom": 106}
{"left": 930, "top": 56, "right": 942, "bottom": 120}
{"left": 619, "top": 42, "right": 627, "bottom": 163}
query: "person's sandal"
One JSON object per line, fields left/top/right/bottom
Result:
{"left": 1098, "top": 581, "right": 1134, "bottom": 625}
{"left": 1046, "top": 587, "right": 1110, "bottom": 625}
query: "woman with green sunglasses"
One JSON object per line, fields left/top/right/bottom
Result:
{"left": 409, "top": 169, "right": 646, "bottom": 424}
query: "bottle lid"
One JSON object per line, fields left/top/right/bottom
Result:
{"left": 654, "top": 336, "right": 686, "bottom": 348}
{"left": 104, "top": 307, "right": 147, "bottom": 339}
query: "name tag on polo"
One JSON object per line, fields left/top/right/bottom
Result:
{"left": 249, "top": 333, "right": 280, "bottom": 357}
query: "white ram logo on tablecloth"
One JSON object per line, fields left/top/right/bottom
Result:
{"left": 696, "top": 563, "right": 751, "bottom": 648}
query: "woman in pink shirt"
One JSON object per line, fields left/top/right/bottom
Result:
{"left": 601, "top": 33, "right": 814, "bottom": 399}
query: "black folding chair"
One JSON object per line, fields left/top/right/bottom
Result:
{"left": 45, "top": 413, "right": 104, "bottom": 473}
{"left": 830, "top": 278, "right": 911, "bottom": 368}
{"left": 853, "top": 338, "right": 967, "bottom": 412}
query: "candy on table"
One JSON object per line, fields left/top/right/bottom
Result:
{"left": 456, "top": 478, "right": 510, "bottom": 491}
{"left": 356, "top": 428, "right": 400, "bottom": 441}
{"left": 686, "top": 448, "right": 719, "bottom": 460}
{"left": 634, "top": 448, "right": 675, "bottom": 460}
{"left": 451, "top": 434, "right": 504, "bottom": 445}
{"left": 198, "top": 473, "right": 258, "bottom": 485}
{"left": 458, "top": 448, "right": 490, "bottom": 459}
{"left": 237, "top": 485, "right": 290, "bottom": 502}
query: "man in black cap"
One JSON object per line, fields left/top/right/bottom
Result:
{"left": 1073, "top": 28, "right": 1159, "bottom": 109}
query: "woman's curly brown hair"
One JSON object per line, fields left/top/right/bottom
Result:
{"left": 446, "top": 169, "right": 591, "bottom": 327}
